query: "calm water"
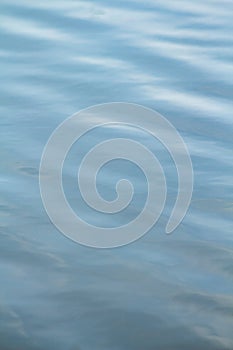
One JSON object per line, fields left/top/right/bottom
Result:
{"left": 1, "top": 0, "right": 233, "bottom": 349}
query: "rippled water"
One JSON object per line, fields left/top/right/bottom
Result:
{"left": 1, "top": 0, "right": 233, "bottom": 349}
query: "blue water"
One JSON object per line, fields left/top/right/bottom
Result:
{"left": 1, "top": 0, "right": 233, "bottom": 349}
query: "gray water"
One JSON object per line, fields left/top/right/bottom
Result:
{"left": 1, "top": 0, "right": 233, "bottom": 349}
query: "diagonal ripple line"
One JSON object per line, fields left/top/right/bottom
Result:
{"left": 39, "top": 102, "right": 193, "bottom": 248}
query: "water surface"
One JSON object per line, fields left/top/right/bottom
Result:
{"left": 0, "top": 0, "right": 233, "bottom": 349}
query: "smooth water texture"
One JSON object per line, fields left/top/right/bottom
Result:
{"left": 0, "top": 0, "right": 233, "bottom": 349}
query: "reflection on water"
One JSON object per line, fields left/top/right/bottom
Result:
{"left": 0, "top": 0, "right": 233, "bottom": 349}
